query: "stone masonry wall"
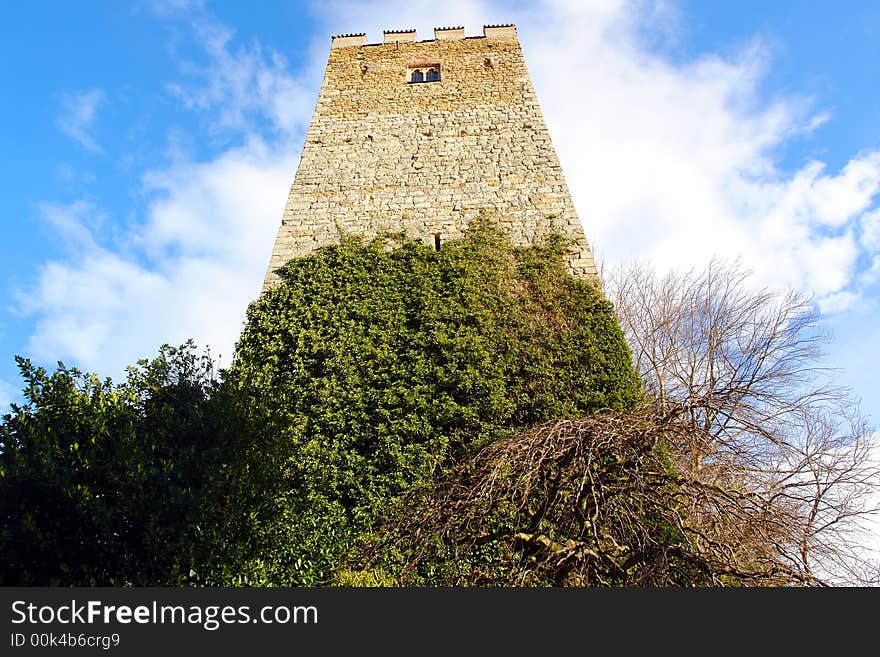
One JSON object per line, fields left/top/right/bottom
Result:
{"left": 263, "top": 25, "right": 598, "bottom": 290}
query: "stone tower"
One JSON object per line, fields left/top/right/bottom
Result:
{"left": 263, "top": 24, "right": 597, "bottom": 290}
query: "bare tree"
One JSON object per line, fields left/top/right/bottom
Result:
{"left": 605, "top": 259, "right": 880, "bottom": 585}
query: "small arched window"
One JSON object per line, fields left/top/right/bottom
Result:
{"left": 410, "top": 69, "right": 424, "bottom": 83}
{"left": 426, "top": 67, "right": 440, "bottom": 82}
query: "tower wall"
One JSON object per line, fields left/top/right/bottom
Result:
{"left": 263, "top": 24, "right": 597, "bottom": 290}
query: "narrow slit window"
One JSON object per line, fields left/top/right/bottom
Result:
{"left": 434, "top": 233, "right": 441, "bottom": 251}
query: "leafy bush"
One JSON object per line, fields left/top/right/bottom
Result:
{"left": 229, "top": 221, "right": 642, "bottom": 583}
{"left": 0, "top": 344, "right": 249, "bottom": 584}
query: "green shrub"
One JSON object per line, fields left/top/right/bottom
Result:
{"left": 229, "top": 220, "right": 642, "bottom": 583}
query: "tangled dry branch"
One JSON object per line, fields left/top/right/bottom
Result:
{"left": 358, "top": 410, "right": 847, "bottom": 586}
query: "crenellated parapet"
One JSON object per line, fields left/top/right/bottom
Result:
{"left": 331, "top": 24, "right": 518, "bottom": 49}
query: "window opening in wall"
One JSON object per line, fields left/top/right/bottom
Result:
{"left": 434, "top": 233, "right": 442, "bottom": 251}
{"left": 408, "top": 65, "right": 441, "bottom": 84}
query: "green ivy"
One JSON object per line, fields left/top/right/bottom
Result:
{"left": 229, "top": 220, "right": 642, "bottom": 584}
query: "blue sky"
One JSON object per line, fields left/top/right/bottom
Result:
{"left": 1, "top": 0, "right": 879, "bottom": 430}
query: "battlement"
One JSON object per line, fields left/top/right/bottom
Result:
{"left": 383, "top": 28, "right": 416, "bottom": 44}
{"left": 329, "top": 32, "right": 366, "bottom": 49}
{"left": 331, "top": 24, "right": 517, "bottom": 49}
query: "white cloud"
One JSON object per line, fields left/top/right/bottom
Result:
{"left": 55, "top": 89, "right": 105, "bottom": 152}
{"left": 159, "top": 2, "right": 322, "bottom": 139}
{"left": 862, "top": 207, "right": 880, "bottom": 251}
{"left": 140, "top": 138, "right": 291, "bottom": 260}
{"left": 20, "top": 143, "right": 293, "bottom": 375}
{"left": 819, "top": 290, "right": 861, "bottom": 316}
{"left": 21, "top": 9, "right": 305, "bottom": 378}
{"left": 37, "top": 200, "right": 104, "bottom": 253}
{"left": 522, "top": 12, "right": 879, "bottom": 306}
{"left": 0, "top": 378, "right": 18, "bottom": 413}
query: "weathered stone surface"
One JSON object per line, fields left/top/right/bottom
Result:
{"left": 263, "top": 24, "right": 598, "bottom": 291}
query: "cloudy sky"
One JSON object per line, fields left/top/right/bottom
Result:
{"left": 1, "top": 0, "right": 879, "bottom": 434}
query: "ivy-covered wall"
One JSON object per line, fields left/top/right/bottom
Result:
{"left": 233, "top": 222, "right": 642, "bottom": 583}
